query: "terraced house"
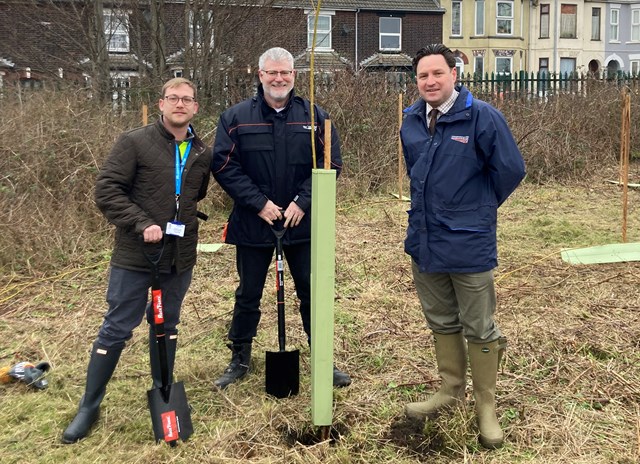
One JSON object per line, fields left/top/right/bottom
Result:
{"left": 438, "top": 0, "right": 639, "bottom": 77}
{"left": 439, "top": 0, "right": 531, "bottom": 76}
{"left": 0, "top": 0, "right": 444, "bottom": 95}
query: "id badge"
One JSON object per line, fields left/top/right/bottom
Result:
{"left": 166, "top": 221, "right": 185, "bottom": 237}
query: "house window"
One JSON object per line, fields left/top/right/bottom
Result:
{"left": 560, "top": 57, "right": 576, "bottom": 76}
{"left": 104, "top": 9, "right": 129, "bottom": 52}
{"left": 474, "top": 56, "right": 484, "bottom": 76}
{"left": 632, "top": 9, "right": 640, "bottom": 41}
{"left": 496, "top": 56, "right": 512, "bottom": 74}
{"left": 452, "top": 1, "right": 462, "bottom": 36}
{"left": 497, "top": 1, "right": 513, "bottom": 35}
{"left": 539, "top": 57, "right": 549, "bottom": 74}
{"left": 307, "top": 13, "right": 332, "bottom": 49}
{"left": 610, "top": 8, "right": 619, "bottom": 42}
{"left": 540, "top": 4, "right": 550, "bottom": 38}
{"left": 455, "top": 57, "right": 464, "bottom": 76}
{"left": 631, "top": 60, "right": 640, "bottom": 75}
{"left": 189, "top": 9, "right": 214, "bottom": 46}
{"left": 591, "top": 8, "right": 601, "bottom": 40}
{"left": 560, "top": 4, "right": 577, "bottom": 39}
{"left": 475, "top": 0, "right": 485, "bottom": 35}
{"left": 380, "top": 17, "right": 401, "bottom": 51}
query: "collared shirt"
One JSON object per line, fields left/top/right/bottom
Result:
{"left": 427, "top": 89, "right": 459, "bottom": 127}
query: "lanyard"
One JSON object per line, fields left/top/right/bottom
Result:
{"left": 174, "top": 140, "right": 192, "bottom": 218}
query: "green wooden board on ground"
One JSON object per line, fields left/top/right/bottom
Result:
{"left": 561, "top": 242, "right": 640, "bottom": 264}
{"left": 196, "top": 243, "right": 224, "bottom": 253}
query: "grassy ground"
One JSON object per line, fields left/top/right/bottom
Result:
{"left": 1, "top": 173, "right": 640, "bottom": 464}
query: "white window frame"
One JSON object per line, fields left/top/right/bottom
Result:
{"left": 306, "top": 11, "right": 334, "bottom": 50}
{"left": 630, "top": 60, "right": 640, "bottom": 75}
{"left": 452, "top": 1, "right": 462, "bottom": 36}
{"left": 189, "top": 9, "right": 214, "bottom": 47}
{"left": 455, "top": 57, "right": 464, "bottom": 76}
{"left": 379, "top": 17, "right": 402, "bottom": 51}
{"left": 560, "top": 4, "right": 577, "bottom": 39}
{"left": 592, "top": 7, "right": 601, "bottom": 40}
{"left": 475, "top": 0, "right": 485, "bottom": 35}
{"left": 104, "top": 9, "right": 130, "bottom": 53}
{"left": 632, "top": 9, "right": 640, "bottom": 42}
{"left": 496, "top": 1, "right": 513, "bottom": 36}
{"left": 496, "top": 56, "right": 512, "bottom": 74}
{"left": 610, "top": 8, "right": 619, "bottom": 42}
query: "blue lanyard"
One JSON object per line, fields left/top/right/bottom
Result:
{"left": 174, "top": 140, "right": 192, "bottom": 197}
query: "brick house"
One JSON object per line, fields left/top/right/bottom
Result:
{"left": 0, "top": 1, "right": 443, "bottom": 93}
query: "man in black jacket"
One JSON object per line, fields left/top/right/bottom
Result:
{"left": 62, "top": 78, "right": 211, "bottom": 443}
{"left": 211, "top": 47, "right": 351, "bottom": 389}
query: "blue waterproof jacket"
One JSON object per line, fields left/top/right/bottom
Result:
{"left": 212, "top": 86, "right": 342, "bottom": 247}
{"left": 401, "top": 85, "right": 526, "bottom": 273}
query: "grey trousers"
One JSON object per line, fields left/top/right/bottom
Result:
{"left": 96, "top": 265, "right": 193, "bottom": 347}
{"left": 411, "top": 261, "right": 502, "bottom": 343}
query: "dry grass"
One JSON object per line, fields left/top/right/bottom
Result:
{"left": 2, "top": 167, "right": 640, "bottom": 463}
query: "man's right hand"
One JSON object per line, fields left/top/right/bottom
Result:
{"left": 143, "top": 224, "right": 163, "bottom": 243}
{"left": 258, "top": 200, "right": 283, "bottom": 226}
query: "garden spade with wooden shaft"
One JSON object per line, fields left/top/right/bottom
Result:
{"left": 265, "top": 222, "right": 300, "bottom": 398}
{"left": 144, "top": 243, "right": 193, "bottom": 446}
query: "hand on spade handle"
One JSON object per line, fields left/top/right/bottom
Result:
{"left": 259, "top": 201, "right": 304, "bottom": 228}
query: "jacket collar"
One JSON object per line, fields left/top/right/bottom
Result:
{"left": 404, "top": 85, "right": 473, "bottom": 117}
{"left": 256, "top": 85, "right": 296, "bottom": 116}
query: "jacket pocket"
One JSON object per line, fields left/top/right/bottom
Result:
{"left": 434, "top": 205, "right": 496, "bottom": 232}
{"left": 287, "top": 124, "right": 315, "bottom": 166}
{"left": 236, "top": 124, "right": 273, "bottom": 152}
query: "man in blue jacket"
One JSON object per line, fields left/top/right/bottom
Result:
{"left": 400, "top": 44, "right": 525, "bottom": 449}
{"left": 211, "top": 47, "right": 351, "bottom": 389}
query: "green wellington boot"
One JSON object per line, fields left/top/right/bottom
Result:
{"left": 468, "top": 337, "right": 507, "bottom": 449}
{"left": 405, "top": 332, "right": 467, "bottom": 421}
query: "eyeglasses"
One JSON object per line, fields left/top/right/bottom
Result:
{"left": 164, "top": 95, "right": 196, "bottom": 106}
{"left": 261, "top": 70, "right": 294, "bottom": 77}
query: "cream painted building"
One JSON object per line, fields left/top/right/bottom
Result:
{"left": 442, "top": 0, "right": 531, "bottom": 77}
{"left": 529, "top": 0, "right": 606, "bottom": 75}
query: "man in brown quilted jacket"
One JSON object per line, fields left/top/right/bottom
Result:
{"left": 62, "top": 78, "right": 211, "bottom": 444}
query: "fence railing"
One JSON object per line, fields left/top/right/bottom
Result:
{"left": 456, "top": 70, "right": 640, "bottom": 101}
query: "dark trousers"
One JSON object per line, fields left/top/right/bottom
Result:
{"left": 228, "top": 243, "right": 311, "bottom": 344}
{"left": 96, "top": 265, "right": 193, "bottom": 347}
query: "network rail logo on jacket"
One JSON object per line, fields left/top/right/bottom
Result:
{"left": 451, "top": 135, "right": 469, "bottom": 144}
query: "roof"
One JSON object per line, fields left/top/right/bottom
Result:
{"left": 294, "top": 50, "right": 352, "bottom": 71}
{"left": 273, "top": 0, "right": 442, "bottom": 12}
{"left": 360, "top": 52, "right": 413, "bottom": 69}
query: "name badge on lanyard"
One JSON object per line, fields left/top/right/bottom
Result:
{"left": 166, "top": 139, "right": 192, "bottom": 238}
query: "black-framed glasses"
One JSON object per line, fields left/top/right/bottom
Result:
{"left": 164, "top": 95, "right": 196, "bottom": 106}
{"left": 261, "top": 70, "right": 294, "bottom": 77}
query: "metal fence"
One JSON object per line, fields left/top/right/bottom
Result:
{"left": 457, "top": 71, "right": 640, "bottom": 101}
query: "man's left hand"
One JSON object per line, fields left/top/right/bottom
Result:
{"left": 283, "top": 202, "right": 305, "bottom": 228}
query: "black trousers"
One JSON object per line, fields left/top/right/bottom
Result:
{"left": 228, "top": 243, "right": 311, "bottom": 344}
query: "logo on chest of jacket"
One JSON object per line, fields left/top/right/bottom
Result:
{"left": 451, "top": 135, "right": 469, "bottom": 144}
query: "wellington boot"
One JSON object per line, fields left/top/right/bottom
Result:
{"left": 62, "top": 342, "right": 123, "bottom": 444}
{"left": 468, "top": 338, "right": 506, "bottom": 449}
{"left": 213, "top": 343, "right": 251, "bottom": 390}
{"left": 333, "top": 365, "right": 352, "bottom": 387}
{"left": 149, "top": 327, "right": 177, "bottom": 389}
{"left": 405, "top": 332, "right": 467, "bottom": 421}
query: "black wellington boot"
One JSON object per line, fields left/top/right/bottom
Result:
{"left": 149, "top": 327, "right": 177, "bottom": 389}
{"left": 213, "top": 343, "right": 251, "bottom": 390}
{"left": 61, "top": 342, "right": 123, "bottom": 444}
